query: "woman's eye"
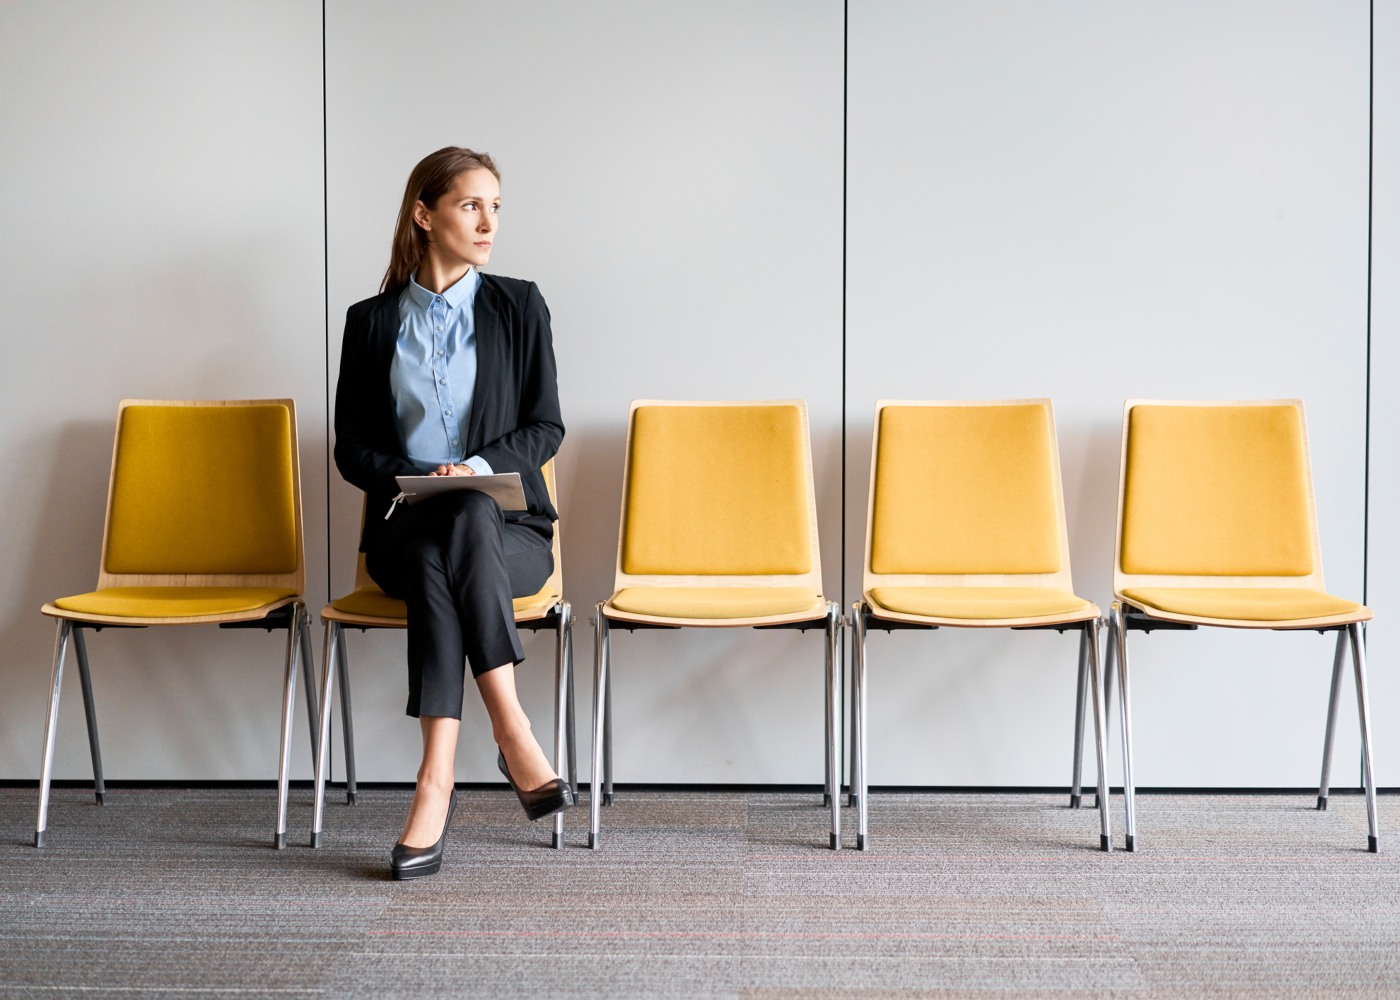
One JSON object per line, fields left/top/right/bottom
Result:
{"left": 490, "top": 204, "right": 500, "bottom": 214}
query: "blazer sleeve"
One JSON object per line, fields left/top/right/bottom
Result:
{"left": 473, "top": 282, "right": 565, "bottom": 477}
{"left": 333, "top": 301, "right": 422, "bottom": 497}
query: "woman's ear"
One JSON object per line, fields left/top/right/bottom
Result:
{"left": 412, "top": 199, "right": 432, "bottom": 234}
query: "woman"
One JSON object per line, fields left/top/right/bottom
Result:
{"left": 334, "top": 146, "right": 573, "bottom": 880}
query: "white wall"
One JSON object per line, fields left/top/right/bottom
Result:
{"left": 0, "top": 0, "right": 327, "bottom": 782}
{"left": 325, "top": 0, "right": 845, "bottom": 783}
{"left": 847, "top": 0, "right": 1371, "bottom": 787}
{"left": 0, "top": 0, "right": 1386, "bottom": 793}
{"left": 1367, "top": 0, "right": 1399, "bottom": 791}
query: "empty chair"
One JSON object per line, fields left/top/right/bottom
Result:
{"left": 590, "top": 400, "right": 842, "bottom": 849}
{"left": 36, "top": 398, "right": 314, "bottom": 848}
{"left": 850, "top": 399, "right": 1111, "bottom": 850}
{"left": 1106, "top": 399, "right": 1376, "bottom": 852}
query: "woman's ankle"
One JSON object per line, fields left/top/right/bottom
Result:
{"left": 415, "top": 768, "right": 455, "bottom": 794}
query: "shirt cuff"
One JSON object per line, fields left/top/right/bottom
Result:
{"left": 463, "top": 454, "right": 493, "bottom": 477}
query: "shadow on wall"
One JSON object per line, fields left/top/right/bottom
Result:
{"left": 0, "top": 420, "right": 112, "bottom": 772}
{"left": 552, "top": 420, "right": 629, "bottom": 616}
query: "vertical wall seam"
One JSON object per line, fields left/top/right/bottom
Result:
{"left": 1363, "top": 0, "right": 1373, "bottom": 608}
{"left": 322, "top": 0, "right": 331, "bottom": 605}
{"left": 841, "top": 0, "right": 848, "bottom": 611}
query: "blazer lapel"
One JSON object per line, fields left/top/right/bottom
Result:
{"left": 465, "top": 276, "right": 498, "bottom": 453}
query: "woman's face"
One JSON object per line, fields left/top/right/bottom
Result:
{"left": 414, "top": 167, "right": 500, "bottom": 271}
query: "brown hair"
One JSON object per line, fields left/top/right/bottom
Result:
{"left": 380, "top": 147, "right": 500, "bottom": 293}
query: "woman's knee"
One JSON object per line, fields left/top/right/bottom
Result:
{"left": 438, "top": 489, "right": 504, "bottom": 537}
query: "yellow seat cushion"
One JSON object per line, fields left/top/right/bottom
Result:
{"left": 53, "top": 587, "right": 298, "bottom": 619}
{"left": 1122, "top": 588, "right": 1368, "bottom": 623}
{"left": 872, "top": 404, "right": 1062, "bottom": 575}
{"left": 329, "top": 587, "right": 558, "bottom": 621}
{"left": 609, "top": 587, "right": 826, "bottom": 620}
{"left": 868, "top": 586, "right": 1094, "bottom": 621}
{"left": 105, "top": 404, "right": 298, "bottom": 575}
{"left": 621, "top": 404, "right": 812, "bottom": 576}
{"left": 1121, "top": 404, "right": 1314, "bottom": 576}
{"left": 330, "top": 588, "right": 407, "bottom": 621}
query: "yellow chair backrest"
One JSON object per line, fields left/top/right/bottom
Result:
{"left": 863, "top": 399, "right": 1075, "bottom": 592}
{"left": 1114, "top": 399, "right": 1324, "bottom": 592}
{"left": 98, "top": 399, "right": 303, "bottom": 592}
{"left": 615, "top": 400, "right": 822, "bottom": 590}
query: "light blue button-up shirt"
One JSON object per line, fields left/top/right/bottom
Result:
{"left": 390, "top": 270, "right": 493, "bottom": 474}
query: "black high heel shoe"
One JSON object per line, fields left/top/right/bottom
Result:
{"left": 498, "top": 751, "right": 574, "bottom": 822}
{"left": 390, "top": 788, "right": 458, "bottom": 880}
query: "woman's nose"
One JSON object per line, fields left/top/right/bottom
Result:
{"left": 478, "top": 212, "right": 495, "bottom": 233}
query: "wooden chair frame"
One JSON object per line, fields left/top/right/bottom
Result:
{"left": 1106, "top": 399, "right": 1378, "bottom": 852}
{"left": 590, "top": 400, "right": 842, "bottom": 850}
{"left": 851, "top": 399, "right": 1111, "bottom": 851}
{"left": 36, "top": 399, "right": 314, "bottom": 849}
{"left": 310, "top": 462, "right": 577, "bottom": 850}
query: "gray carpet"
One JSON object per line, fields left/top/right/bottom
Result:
{"left": 1, "top": 786, "right": 1396, "bottom": 998}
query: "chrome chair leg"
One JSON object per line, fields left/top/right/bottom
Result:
{"left": 311, "top": 620, "right": 339, "bottom": 848}
{"left": 589, "top": 608, "right": 609, "bottom": 850}
{"left": 849, "top": 606, "right": 863, "bottom": 812}
{"left": 1069, "top": 624, "right": 1090, "bottom": 809}
{"left": 853, "top": 603, "right": 870, "bottom": 851}
{"left": 824, "top": 610, "right": 834, "bottom": 811}
{"left": 336, "top": 625, "right": 357, "bottom": 804}
{"left": 300, "top": 615, "right": 319, "bottom": 766}
{"left": 1316, "top": 628, "right": 1348, "bottom": 811}
{"left": 1086, "top": 619, "right": 1112, "bottom": 852}
{"left": 35, "top": 620, "right": 72, "bottom": 848}
{"left": 273, "top": 602, "right": 302, "bottom": 850}
{"left": 603, "top": 629, "right": 614, "bottom": 807}
{"left": 1348, "top": 622, "right": 1380, "bottom": 853}
{"left": 552, "top": 601, "right": 571, "bottom": 850}
{"left": 825, "top": 603, "right": 841, "bottom": 850}
{"left": 1110, "top": 604, "right": 1137, "bottom": 851}
{"left": 565, "top": 614, "right": 578, "bottom": 797}
{"left": 71, "top": 626, "right": 105, "bottom": 806}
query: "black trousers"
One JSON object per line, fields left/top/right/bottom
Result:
{"left": 366, "top": 489, "right": 553, "bottom": 719}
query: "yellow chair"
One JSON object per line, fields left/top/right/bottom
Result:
{"left": 311, "top": 462, "right": 576, "bottom": 849}
{"left": 850, "top": 400, "right": 1112, "bottom": 851}
{"left": 589, "top": 400, "right": 842, "bottom": 850}
{"left": 36, "top": 399, "right": 313, "bottom": 848}
{"left": 1106, "top": 399, "right": 1377, "bottom": 852}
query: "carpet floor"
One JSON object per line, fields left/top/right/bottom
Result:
{"left": 0, "top": 786, "right": 1395, "bottom": 998}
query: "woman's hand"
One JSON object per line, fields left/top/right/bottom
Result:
{"left": 429, "top": 464, "right": 476, "bottom": 477}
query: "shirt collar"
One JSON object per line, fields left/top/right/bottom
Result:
{"left": 406, "top": 268, "right": 480, "bottom": 312}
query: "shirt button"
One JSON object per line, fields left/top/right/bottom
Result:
{"left": 452, "top": 439, "right": 460, "bottom": 447}
{"left": 439, "top": 378, "right": 446, "bottom": 385}
{"left": 445, "top": 409, "right": 453, "bottom": 417}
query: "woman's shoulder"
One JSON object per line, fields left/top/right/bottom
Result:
{"left": 479, "top": 272, "right": 543, "bottom": 308}
{"left": 345, "top": 288, "right": 400, "bottom": 321}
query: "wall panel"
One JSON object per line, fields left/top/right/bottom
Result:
{"left": 326, "top": 0, "right": 845, "bottom": 783}
{"left": 0, "top": 1, "right": 326, "bottom": 780}
{"left": 846, "top": 0, "right": 1370, "bottom": 787}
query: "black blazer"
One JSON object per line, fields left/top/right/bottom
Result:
{"left": 333, "top": 273, "right": 564, "bottom": 554}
